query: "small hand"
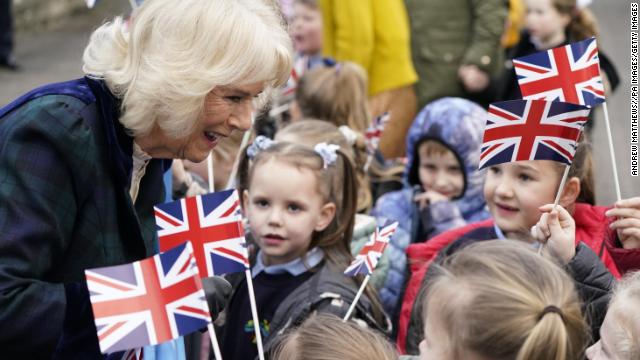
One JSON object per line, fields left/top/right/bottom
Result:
{"left": 458, "top": 64, "right": 490, "bottom": 93}
{"left": 532, "top": 204, "right": 576, "bottom": 264}
{"left": 606, "top": 197, "right": 640, "bottom": 249}
{"left": 414, "top": 190, "right": 448, "bottom": 210}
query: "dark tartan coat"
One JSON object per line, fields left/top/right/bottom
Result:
{"left": 0, "top": 77, "right": 169, "bottom": 358}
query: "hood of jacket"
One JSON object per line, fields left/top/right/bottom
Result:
{"left": 404, "top": 97, "right": 487, "bottom": 219}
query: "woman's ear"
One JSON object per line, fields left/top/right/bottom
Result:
{"left": 559, "top": 177, "right": 581, "bottom": 208}
{"left": 314, "top": 203, "right": 337, "bottom": 232}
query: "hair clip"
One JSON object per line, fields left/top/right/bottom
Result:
{"left": 338, "top": 125, "right": 358, "bottom": 145}
{"left": 247, "top": 135, "right": 275, "bottom": 159}
{"left": 314, "top": 143, "right": 340, "bottom": 169}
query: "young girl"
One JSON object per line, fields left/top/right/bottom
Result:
{"left": 494, "top": 0, "right": 619, "bottom": 103}
{"left": 419, "top": 240, "right": 589, "bottom": 360}
{"left": 397, "top": 137, "right": 640, "bottom": 353}
{"left": 272, "top": 314, "right": 397, "bottom": 360}
{"left": 220, "top": 141, "right": 387, "bottom": 359}
{"left": 275, "top": 119, "right": 394, "bottom": 291}
{"left": 586, "top": 271, "right": 640, "bottom": 360}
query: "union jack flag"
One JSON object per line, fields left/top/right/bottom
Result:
{"left": 344, "top": 221, "right": 398, "bottom": 277}
{"left": 513, "top": 37, "right": 605, "bottom": 107}
{"left": 365, "top": 112, "right": 390, "bottom": 155}
{"left": 479, "top": 100, "right": 590, "bottom": 169}
{"left": 85, "top": 242, "right": 210, "bottom": 354}
{"left": 155, "top": 189, "right": 249, "bottom": 277}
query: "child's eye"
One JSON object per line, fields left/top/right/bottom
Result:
{"left": 288, "top": 203, "right": 302, "bottom": 212}
{"left": 254, "top": 199, "right": 269, "bottom": 208}
{"left": 519, "top": 173, "right": 532, "bottom": 182}
{"left": 448, "top": 166, "right": 462, "bottom": 174}
{"left": 489, "top": 166, "right": 501, "bottom": 174}
{"left": 422, "top": 164, "right": 436, "bottom": 171}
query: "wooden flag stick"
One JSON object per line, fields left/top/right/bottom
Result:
{"left": 207, "top": 152, "right": 215, "bottom": 193}
{"left": 225, "top": 125, "right": 254, "bottom": 190}
{"left": 602, "top": 102, "right": 622, "bottom": 201}
{"left": 245, "top": 269, "right": 265, "bottom": 360}
{"left": 343, "top": 275, "right": 370, "bottom": 322}
{"left": 363, "top": 154, "right": 373, "bottom": 173}
{"left": 538, "top": 165, "right": 570, "bottom": 254}
{"left": 207, "top": 323, "right": 223, "bottom": 360}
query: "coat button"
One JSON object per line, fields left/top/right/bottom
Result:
{"left": 481, "top": 55, "right": 492, "bottom": 65}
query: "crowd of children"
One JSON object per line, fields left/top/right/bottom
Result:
{"left": 199, "top": 0, "right": 640, "bottom": 359}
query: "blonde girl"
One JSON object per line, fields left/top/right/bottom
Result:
{"left": 220, "top": 141, "right": 387, "bottom": 358}
{"left": 420, "top": 240, "right": 589, "bottom": 360}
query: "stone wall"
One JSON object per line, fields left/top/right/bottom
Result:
{"left": 13, "top": 0, "right": 88, "bottom": 31}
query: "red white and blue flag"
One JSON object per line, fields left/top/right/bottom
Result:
{"left": 155, "top": 189, "right": 249, "bottom": 277}
{"left": 85, "top": 242, "right": 210, "bottom": 354}
{"left": 344, "top": 221, "right": 398, "bottom": 277}
{"left": 365, "top": 112, "right": 390, "bottom": 155}
{"left": 479, "top": 100, "right": 590, "bottom": 169}
{"left": 513, "top": 37, "right": 605, "bottom": 107}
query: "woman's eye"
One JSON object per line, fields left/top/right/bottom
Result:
{"left": 227, "top": 96, "right": 243, "bottom": 103}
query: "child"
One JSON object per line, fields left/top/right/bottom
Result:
{"left": 397, "top": 136, "right": 639, "bottom": 353}
{"left": 419, "top": 240, "right": 589, "bottom": 360}
{"left": 272, "top": 314, "right": 397, "bottom": 360}
{"left": 371, "top": 97, "right": 490, "bottom": 317}
{"left": 494, "top": 0, "right": 619, "bottom": 104}
{"left": 220, "top": 141, "right": 387, "bottom": 359}
{"left": 291, "top": 61, "right": 375, "bottom": 212}
{"left": 290, "top": 0, "right": 323, "bottom": 60}
{"left": 586, "top": 271, "right": 640, "bottom": 360}
{"left": 275, "top": 119, "right": 392, "bottom": 291}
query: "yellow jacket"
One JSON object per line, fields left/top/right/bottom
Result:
{"left": 320, "top": 0, "right": 418, "bottom": 95}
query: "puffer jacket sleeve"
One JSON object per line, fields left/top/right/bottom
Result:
{"left": 429, "top": 200, "right": 467, "bottom": 237}
{"left": 566, "top": 242, "right": 616, "bottom": 341}
{"left": 371, "top": 189, "right": 414, "bottom": 315}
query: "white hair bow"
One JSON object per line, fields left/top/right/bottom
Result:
{"left": 314, "top": 143, "right": 340, "bottom": 169}
{"left": 247, "top": 135, "right": 275, "bottom": 159}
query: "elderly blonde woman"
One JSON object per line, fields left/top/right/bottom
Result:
{"left": 0, "top": 0, "right": 291, "bottom": 358}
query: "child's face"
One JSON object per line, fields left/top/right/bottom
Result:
{"left": 244, "top": 158, "right": 335, "bottom": 265}
{"left": 586, "top": 308, "right": 631, "bottom": 360}
{"left": 418, "top": 143, "right": 464, "bottom": 199}
{"left": 484, "top": 160, "right": 560, "bottom": 235}
{"left": 290, "top": 3, "right": 323, "bottom": 55}
{"left": 525, "top": 0, "right": 570, "bottom": 45}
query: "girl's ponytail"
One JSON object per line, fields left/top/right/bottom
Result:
{"left": 517, "top": 306, "right": 585, "bottom": 360}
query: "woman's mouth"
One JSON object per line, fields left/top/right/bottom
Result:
{"left": 203, "top": 131, "right": 222, "bottom": 148}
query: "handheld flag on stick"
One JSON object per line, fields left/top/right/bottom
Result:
{"left": 514, "top": 38, "right": 621, "bottom": 200}
{"left": 479, "top": 100, "right": 590, "bottom": 170}
{"left": 363, "top": 112, "right": 390, "bottom": 171}
{"left": 513, "top": 37, "right": 604, "bottom": 107}
{"left": 155, "top": 189, "right": 249, "bottom": 277}
{"left": 343, "top": 221, "right": 398, "bottom": 321}
{"left": 85, "top": 242, "right": 211, "bottom": 354}
{"left": 155, "top": 190, "right": 264, "bottom": 360}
